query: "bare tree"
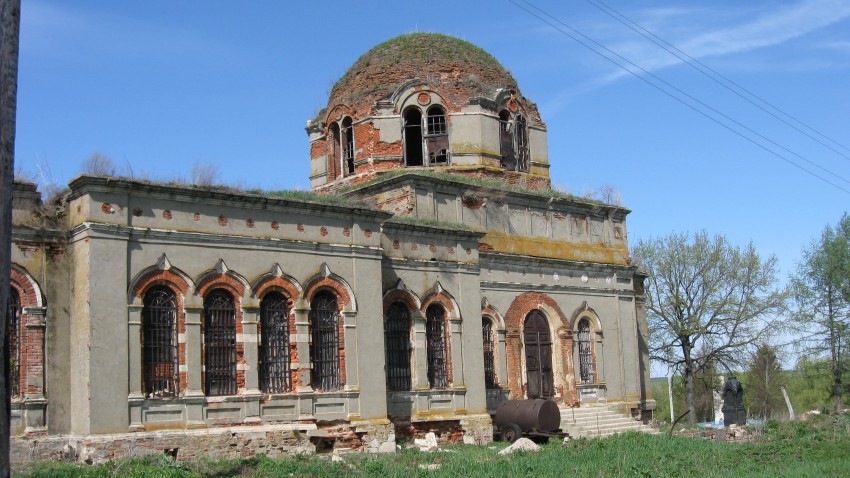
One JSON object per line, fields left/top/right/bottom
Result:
{"left": 634, "top": 231, "right": 788, "bottom": 425}
{"left": 80, "top": 151, "right": 116, "bottom": 176}
{"left": 191, "top": 162, "right": 220, "bottom": 187}
{"left": 597, "top": 184, "right": 623, "bottom": 207}
{"left": 0, "top": 1, "right": 21, "bottom": 475}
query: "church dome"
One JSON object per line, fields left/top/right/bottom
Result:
{"left": 323, "top": 33, "right": 542, "bottom": 125}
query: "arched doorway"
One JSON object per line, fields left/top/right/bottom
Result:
{"left": 524, "top": 310, "right": 553, "bottom": 399}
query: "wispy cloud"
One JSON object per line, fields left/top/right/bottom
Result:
{"left": 542, "top": 0, "right": 850, "bottom": 115}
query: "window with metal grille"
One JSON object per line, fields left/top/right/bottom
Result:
{"left": 7, "top": 287, "right": 20, "bottom": 397}
{"left": 578, "top": 319, "right": 594, "bottom": 384}
{"left": 426, "top": 106, "right": 449, "bottom": 165}
{"left": 204, "top": 289, "right": 237, "bottom": 396}
{"left": 260, "top": 292, "right": 290, "bottom": 394}
{"left": 482, "top": 318, "right": 497, "bottom": 389}
{"left": 426, "top": 304, "right": 448, "bottom": 389}
{"left": 384, "top": 302, "right": 411, "bottom": 391}
{"left": 310, "top": 291, "right": 340, "bottom": 391}
{"left": 342, "top": 117, "right": 354, "bottom": 175}
{"left": 142, "top": 286, "right": 179, "bottom": 398}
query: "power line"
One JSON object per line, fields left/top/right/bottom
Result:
{"left": 508, "top": 0, "right": 850, "bottom": 195}
{"left": 584, "top": 0, "right": 850, "bottom": 161}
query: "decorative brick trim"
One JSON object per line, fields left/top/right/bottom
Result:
{"left": 132, "top": 269, "right": 190, "bottom": 300}
{"left": 196, "top": 273, "right": 245, "bottom": 299}
{"left": 254, "top": 276, "right": 300, "bottom": 303}
{"left": 303, "top": 277, "right": 351, "bottom": 308}
{"left": 383, "top": 289, "right": 419, "bottom": 315}
{"left": 9, "top": 265, "right": 45, "bottom": 398}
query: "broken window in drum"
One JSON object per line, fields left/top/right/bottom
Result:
{"left": 204, "top": 289, "right": 237, "bottom": 396}
{"left": 385, "top": 302, "right": 411, "bottom": 391}
{"left": 310, "top": 292, "right": 340, "bottom": 391}
{"left": 260, "top": 292, "right": 290, "bottom": 394}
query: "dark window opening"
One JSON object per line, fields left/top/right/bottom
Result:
{"left": 385, "top": 302, "right": 412, "bottom": 391}
{"left": 515, "top": 115, "right": 529, "bottom": 173}
{"left": 482, "top": 318, "right": 497, "bottom": 389}
{"left": 328, "top": 122, "right": 341, "bottom": 180}
{"left": 143, "top": 286, "right": 179, "bottom": 398}
{"left": 426, "top": 304, "right": 448, "bottom": 389}
{"left": 6, "top": 287, "right": 20, "bottom": 397}
{"left": 342, "top": 117, "right": 354, "bottom": 175}
{"left": 426, "top": 106, "right": 449, "bottom": 165}
{"left": 499, "top": 110, "right": 515, "bottom": 170}
{"left": 310, "top": 291, "right": 340, "bottom": 391}
{"left": 404, "top": 109, "right": 423, "bottom": 167}
{"left": 578, "top": 319, "right": 594, "bottom": 384}
{"left": 499, "top": 111, "right": 530, "bottom": 172}
{"left": 260, "top": 292, "right": 291, "bottom": 394}
{"left": 204, "top": 289, "right": 237, "bottom": 396}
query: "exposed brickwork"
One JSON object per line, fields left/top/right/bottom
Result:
{"left": 382, "top": 289, "right": 418, "bottom": 315}
{"left": 393, "top": 419, "right": 463, "bottom": 444}
{"left": 503, "top": 292, "right": 574, "bottom": 403}
{"left": 10, "top": 267, "right": 45, "bottom": 399}
{"left": 132, "top": 269, "right": 191, "bottom": 299}
{"left": 195, "top": 273, "right": 245, "bottom": 299}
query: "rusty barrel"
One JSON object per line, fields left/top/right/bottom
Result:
{"left": 494, "top": 399, "right": 561, "bottom": 432}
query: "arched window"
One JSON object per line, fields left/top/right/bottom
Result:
{"left": 342, "top": 117, "right": 354, "bottom": 175}
{"left": 498, "top": 110, "right": 514, "bottom": 170}
{"left": 426, "top": 304, "right": 448, "bottom": 389}
{"left": 328, "top": 122, "right": 341, "bottom": 180}
{"left": 482, "top": 318, "right": 497, "bottom": 389}
{"left": 425, "top": 106, "right": 449, "bottom": 165}
{"left": 515, "top": 114, "right": 529, "bottom": 172}
{"left": 260, "top": 292, "right": 290, "bottom": 393}
{"left": 310, "top": 291, "right": 340, "bottom": 391}
{"left": 142, "top": 286, "right": 179, "bottom": 398}
{"left": 204, "top": 289, "right": 237, "bottom": 396}
{"left": 499, "top": 111, "right": 530, "bottom": 172}
{"left": 6, "top": 287, "right": 20, "bottom": 397}
{"left": 403, "top": 108, "right": 424, "bottom": 167}
{"left": 384, "top": 302, "right": 412, "bottom": 391}
{"left": 577, "top": 318, "right": 594, "bottom": 384}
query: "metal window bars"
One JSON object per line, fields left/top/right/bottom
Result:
{"left": 310, "top": 292, "right": 340, "bottom": 391}
{"left": 426, "top": 304, "right": 448, "bottom": 389}
{"left": 384, "top": 302, "right": 412, "bottom": 391}
{"left": 204, "top": 290, "right": 237, "bottom": 396}
{"left": 260, "top": 292, "right": 291, "bottom": 394}
{"left": 7, "top": 287, "right": 20, "bottom": 397}
{"left": 578, "top": 320, "right": 594, "bottom": 384}
{"left": 142, "top": 286, "right": 179, "bottom": 398}
{"left": 482, "top": 318, "right": 497, "bottom": 389}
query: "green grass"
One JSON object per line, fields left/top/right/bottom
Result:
{"left": 341, "top": 170, "right": 607, "bottom": 205}
{"left": 15, "top": 415, "right": 850, "bottom": 477}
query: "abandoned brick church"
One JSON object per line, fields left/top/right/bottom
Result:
{"left": 8, "top": 33, "right": 653, "bottom": 461}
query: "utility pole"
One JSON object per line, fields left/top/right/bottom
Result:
{"left": 0, "top": 1, "right": 21, "bottom": 476}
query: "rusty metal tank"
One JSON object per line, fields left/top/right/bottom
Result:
{"left": 494, "top": 399, "right": 561, "bottom": 432}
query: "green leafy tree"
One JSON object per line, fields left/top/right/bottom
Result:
{"left": 791, "top": 214, "right": 850, "bottom": 412}
{"left": 744, "top": 343, "right": 785, "bottom": 419}
{"left": 635, "top": 231, "right": 787, "bottom": 425}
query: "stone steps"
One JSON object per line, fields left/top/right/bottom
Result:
{"left": 559, "top": 406, "right": 658, "bottom": 438}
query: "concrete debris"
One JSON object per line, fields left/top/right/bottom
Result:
{"left": 463, "top": 435, "right": 477, "bottom": 445}
{"left": 332, "top": 454, "right": 344, "bottom": 463}
{"left": 418, "top": 464, "right": 442, "bottom": 471}
{"left": 498, "top": 437, "right": 540, "bottom": 455}
{"left": 414, "top": 432, "right": 439, "bottom": 452}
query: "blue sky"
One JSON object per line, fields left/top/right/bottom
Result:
{"left": 15, "top": 0, "right": 850, "bottom": 286}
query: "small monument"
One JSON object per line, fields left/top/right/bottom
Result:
{"left": 722, "top": 376, "right": 746, "bottom": 426}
